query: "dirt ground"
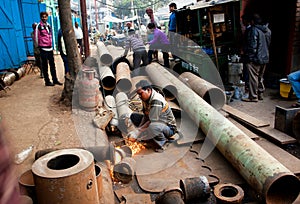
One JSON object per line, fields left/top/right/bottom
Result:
{"left": 0, "top": 44, "right": 300, "bottom": 203}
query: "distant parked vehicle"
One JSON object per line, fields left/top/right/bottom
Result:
{"left": 111, "top": 34, "right": 126, "bottom": 48}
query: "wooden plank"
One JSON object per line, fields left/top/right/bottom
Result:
{"left": 256, "top": 138, "right": 300, "bottom": 176}
{"left": 222, "top": 105, "right": 270, "bottom": 128}
{"left": 228, "top": 118, "right": 259, "bottom": 140}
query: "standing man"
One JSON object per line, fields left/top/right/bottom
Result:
{"left": 123, "top": 29, "right": 148, "bottom": 69}
{"left": 35, "top": 12, "right": 62, "bottom": 86}
{"left": 74, "top": 22, "right": 83, "bottom": 56}
{"left": 147, "top": 23, "right": 170, "bottom": 68}
{"left": 57, "top": 29, "right": 69, "bottom": 76}
{"left": 31, "top": 23, "right": 43, "bottom": 78}
{"left": 242, "top": 13, "right": 271, "bottom": 102}
{"left": 128, "top": 80, "right": 177, "bottom": 152}
{"left": 168, "top": 2, "right": 179, "bottom": 61}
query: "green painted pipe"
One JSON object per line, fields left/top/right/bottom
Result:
{"left": 146, "top": 63, "right": 300, "bottom": 204}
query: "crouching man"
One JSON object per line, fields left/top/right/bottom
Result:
{"left": 127, "top": 80, "right": 177, "bottom": 152}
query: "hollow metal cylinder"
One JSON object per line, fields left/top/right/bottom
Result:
{"left": 18, "top": 169, "right": 37, "bottom": 203}
{"left": 116, "top": 62, "right": 132, "bottom": 93}
{"left": 179, "top": 72, "right": 226, "bottom": 110}
{"left": 156, "top": 188, "right": 184, "bottom": 204}
{"left": 213, "top": 183, "right": 244, "bottom": 204}
{"left": 104, "top": 95, "right": 119, "bottom": 129}
{"left": 116, "top": 92, "right": 132, "bottom": 118}
{"left": 98, "top": 65, "right": 116, "bottom": 91}
{"left": 180, "top": 176, "right": 211, "bottom": 202}
{"left": 95, "top": 164, "right": 103, "bottom": 200}
{"left": 113, "top": 157, "right": 136, "bottom": 184}
{"left": 32, "top": 148, "right": 99, "bottom": 204}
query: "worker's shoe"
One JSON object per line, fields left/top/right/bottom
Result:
{"left": 45, "top": 82, "right": 54, "bottom": 86}
{"left": 53, "top": 81, "right": 63, "bottom": 86}
{"left": 258, "top": 93, "right": 263, "bottom": 100}
{"left": 167, "top": 133, "right": 180, "bottom": 143}
{"left": 241, "top": 97, "right": 258, "bottom": 102}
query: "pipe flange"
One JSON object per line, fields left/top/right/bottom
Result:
{"left": 213, "top": 183, "right": 244, "bottom": 203}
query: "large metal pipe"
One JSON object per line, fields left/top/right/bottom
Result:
{"left": 116, "top": 62, "right": 132, "bottom": 93}
{"left": 116, "top": 92, "right": 132, "bottom": 118}
{"left": 144, "top": 62, "right": 177, "bottom": 101}
{"left": 179, "top": 72, "right": 226, "bottom": 110}
{"left": 98, "top": 65, "right": 116, "bottom": 91}
{"left": 104, "top": 95, "right": 119, "bottom": 130}
{"left": 96, "top": 41, "right": 113, "bottom": 66}
{"left": 145, "top": 64, "right": 300, "bottom": 204}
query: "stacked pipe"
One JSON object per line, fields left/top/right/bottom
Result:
{"left": 96, "top": 41, "right": 116, "bottom": 91}
{"left": 115, "top": 62, "right": 132, "bottom": 93}
{"left": 145, "top": 63, "right": 300, "bottom": 203}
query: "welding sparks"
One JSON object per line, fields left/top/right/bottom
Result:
{"left": 125, "top": 140, "right": 145, "bottom": 155}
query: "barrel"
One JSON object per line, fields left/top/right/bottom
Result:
{"left": 32, "top": 148, "right": 99, "bottom": 204}
{"left": 78, "top": 69, "right": 100, "bottom": 111}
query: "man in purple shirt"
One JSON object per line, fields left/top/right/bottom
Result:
{"left": 147, "top": 23, "right": 170, "bottom": 68}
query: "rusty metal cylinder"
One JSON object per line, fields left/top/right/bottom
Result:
{"left": 18, "top": 169, "right": 37, "bottom": 203}
{"left": 179, "top": 72, "right": 226, "bottom": 110}
{"left": 3, "top": 72, "right": 16, "bottom": 86}
{"left": 96, "top": 41, "right": 113, "bottom": 66}
{"left": 17, "top": 67, "right": 26, "bottom": 78}
{"left": 116, "top": 62, "right": 132, "bottom": 93}
{"left": 145, "top": 63, "right": 177, "bottom": 100}
{"left": 113, "top": 157, "right": 136, "bottom": 184}
{"left": 32, "top": 148, "right": 99, "bottom": 204}
{"left": 156, "top": 188, "right": 184, "bottom": 204}
{"left": 98, "top": 65, "right": 116, "bottom": 91}
{"left": 104, "top": 95, "right": 119, "bottom": 129}
{"left": 78, "top": 69, "right": 100, "bottom": 111}
{"left": 146, "top": 63, "right": 300, "bottom": 204}
{"left": 180, "top": 176, "right": 211, "bottom": 202}
{"left": 213, "top": 183, "right": 244, "bottom": 204}
{"left": 95, "top": 163, "right": 103, "bottom": 200}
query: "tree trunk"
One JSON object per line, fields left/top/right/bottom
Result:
{"left": 58, "top": 0, "right": 82, "bottom": 106}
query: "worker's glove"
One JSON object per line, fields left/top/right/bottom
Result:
{"left": 127, "top": 129, "right": 141, "bottom": 141}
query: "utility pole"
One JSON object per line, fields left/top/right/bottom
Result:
{"left": 80, "top": 0, "right": 90, "bottom": 57}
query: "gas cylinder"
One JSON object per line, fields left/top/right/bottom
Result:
{"left": 78, "top": 69, "right": 100, "bottom": 111}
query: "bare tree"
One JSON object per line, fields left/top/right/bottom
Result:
{"left": 58, "top": 0, "right": 82, "bottom": 106}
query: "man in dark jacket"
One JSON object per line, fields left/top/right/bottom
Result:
{"left": 242, "top": 13, "right": 271, "bottom": 102}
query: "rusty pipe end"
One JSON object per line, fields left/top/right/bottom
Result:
{"left": 264, "top": 173, "right": 300, "bottom": 204}
{"left": 100, "top": 54, "right": 113, "bottom": 66}
{"left": 117, "top": 79, "right": 132, "bottom": 93}
{"left": 202, "top": 88, "right": 226, "bottom": 110}
{"left": 162, "top": 85, "right": 177, "bottom": 101}
{"left": 102, "top": 76, "right": 116, "bottom": 91}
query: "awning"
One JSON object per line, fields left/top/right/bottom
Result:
{"left": 102, "top": 15, "right": 124, "bottom": 23}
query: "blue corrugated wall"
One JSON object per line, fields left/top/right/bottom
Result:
{"left": 0, "top": 0, "right": 45, "bottom": 70}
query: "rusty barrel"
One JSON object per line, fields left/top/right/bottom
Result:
{"left": 213, "top": 183, "right": 244, "bottom": 204}
{"left": 180, "top": 176, "right": 211, "bottom": 202}
{"left": 78, "top": 69, "right": 100, "bottom": 111}
{"left": 32, "top": 148, "right": 99, "bottom": 204}
{"left": 18, "top": 169, "right": 37, "bottom": 203}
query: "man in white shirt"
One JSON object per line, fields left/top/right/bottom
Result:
{"left": 74, "top": 22, "right": 83, "bottom": 55}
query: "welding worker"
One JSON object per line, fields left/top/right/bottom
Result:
{"left": 127, "top": 80, "right": 177, "bottom": 152}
